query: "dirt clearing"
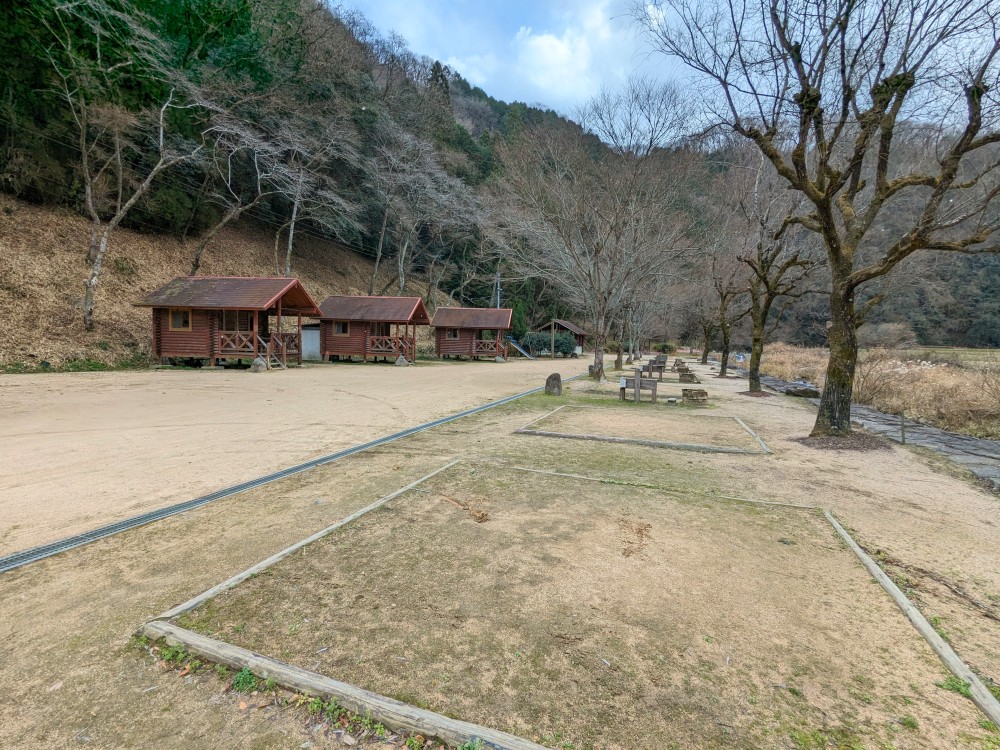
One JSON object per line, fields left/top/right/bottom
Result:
{"left": 0, "top": 358, "right": 585, "bottom": 556}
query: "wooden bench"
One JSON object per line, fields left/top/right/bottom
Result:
{"left": 619, "top": 371, "right": 658, "bottom": 403}
{"left": 682, "top": 388, "right": 708, "bottom": 404}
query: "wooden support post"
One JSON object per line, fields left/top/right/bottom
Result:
{"left": 551, "top": 321, "right": 555, "bottom": 359}
{"left": 297, "top": 314, "right": 302, "bottom": 365}
{"left": 252, "top": 311, "right": 259, "bottom": 359}
{"left": 277, "top": 298, "right": 283, "bottom": 366}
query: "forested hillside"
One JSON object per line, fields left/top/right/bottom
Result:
{"left": 0, "top": 0, "right": 582, "bottom": 366}
{"left": 0, "top": 0, "right": 998, "bottom": 370}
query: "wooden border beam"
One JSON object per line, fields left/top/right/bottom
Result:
{"left": 142, "top": 620, "right": 547, "bottom": 750}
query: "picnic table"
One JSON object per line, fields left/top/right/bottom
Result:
{"left": 640, "top": 361, "right": 665, "bottom": 380}
{"left": 619, "top": 367, "right": 658, "bottom": 403}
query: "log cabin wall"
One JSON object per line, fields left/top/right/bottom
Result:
{"left": 435, "top": 328, "right": 478, "bottom": 357}
{"left": 154, "top": 307, "right": 213, "bottom": 358}
{"left": 320, "top": 320, "right": 369, "bottom": 360}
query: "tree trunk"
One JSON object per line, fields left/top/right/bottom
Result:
{"left": 718, "top": 318, "right": 731, "bottom": 377}
{"left": 700, "top": 327, "right": 711, "bottom": 365}
{"left": 811, "top": 284, "right": 858, "bottom": 436}
{"left": 616, "top": 344, "right": 624, "bottom": 370}
{"left": 368, "top": 206, "right": 390, "bottom": 295}
{"left": 748, "top": 313, "right": 765, "bottom": 392}
{"left": 284, "top": 194, "right": 300, "bottom": 277}
{"left": 397, "top": 234, "right": 410, "bottom": 294}
{"left": 87, "top": 219, "right": 100, "bottom": 265}
{"left": 592, "top": 339, "right": 606, "bottom": 380}
{"left": 191, "top": 206, "right": 242, "bottom": 275}
{"left": 591, "top": 311, "right": 607, "bottom": 380}
{"left": 83, "top": 229, "right": 111, "bottom": 331}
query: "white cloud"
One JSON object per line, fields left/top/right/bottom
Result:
{"left": 506, "top": 1, "right": 645, "bottom": 111}
{"left": 445, "top": 54, "right": 499, "bottom": 88}
{"left": 512, "top": 25, "right": 595, "bottom": 101}
{"left": 351, "top": 0, "right": 670, "bottom": 114}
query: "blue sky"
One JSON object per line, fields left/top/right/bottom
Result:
{"left": 349, "top": 0, "right": 670, "bottom": 115}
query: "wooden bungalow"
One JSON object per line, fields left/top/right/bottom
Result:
{"left": 541, "top": 319, "right": 588, "bottom": 351}
{"left": 431, "top": 307, "right": 513, "bottom": 360}
{"left": 318, "top": 295, "right": 430, "bottom": 363}
{"left": 136, "top": 276, "right": 322, "bottom": 368}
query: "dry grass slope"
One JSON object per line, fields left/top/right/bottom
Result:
{"left": 0, "top": 195, "right": 434, "bottom": 368}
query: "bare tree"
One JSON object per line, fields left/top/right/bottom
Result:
{"left": 707, "top": 247, "right": 750, "bottom": 376}
{"left": 494, "top": 79, "right": 692, "bottom": 379}
{"left": 635, "top": 0, "right": 1000, "bottom": 435}
{"left": 35, "top": 0, "right": 207, "bottom": 329}
{"left": 720, "top": 148, "right": 820, "bottom": 390}
{"left": 270, "top": 117, "right": 363, "bottom": 277}
{"left": 367, "top": 131, "right": 473, "bottom": 295}
{"left": 676, "top": 283, "right": 721, "bottom": 364}
{"left": 190, "top": 120, "right": 291, "bottom": 274}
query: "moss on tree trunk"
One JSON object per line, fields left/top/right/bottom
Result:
{"left": 812, "top": 285, "right": 858, "bottom": 436}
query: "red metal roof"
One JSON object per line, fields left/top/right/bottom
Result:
{"left": 548, "top": 319, "right": 587, "bottom": 336}
{"left": 318, "top": 296, "right": 430, "bottom": 324}
{"left": 431, "top": 307, "right": 513, "bottom": 329}
{"left": 135, "top": 277, "right": 322, "bottom": 316}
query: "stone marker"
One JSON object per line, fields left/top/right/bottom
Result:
{"left": 250, "top": 356, "right": 268, "bottom": 373}
{"left": 394, "top": 355, "right": 409, "bottom": 366}
{"left": 495, "top": 356, "right": 506, "bottom": 363}
{"left": 545, "top": 372, "right": 562, "bottom": 396}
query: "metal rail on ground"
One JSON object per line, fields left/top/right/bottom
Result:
{"left": 0, "top": 376, "right": 582, "bottom": 574}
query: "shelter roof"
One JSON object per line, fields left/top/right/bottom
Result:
{"left": 318, "top": 296, "right": 430, "bottom": 324}
{"left": 431, "top": 307, "right": 513, "bottom": 329}
{"left": 551, "top": 319, "right": 587, "bottom": 336}
{"left": 136, "top": 277, "right": 321, "bottom": 316}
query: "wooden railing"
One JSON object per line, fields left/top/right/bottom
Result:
{"left": 274, "top": 332, "right": 299, "bottom": 356}
{"left": 474, "top": 339, "right": 506, "bottom": 357}
{"left": 368, "top": 335, "right": 414, "bottom": 360}
{"left": 218, "top": 331, "right": 299, "bottom": 361}
{"left": 219, "top": 331, "right": 255, "bottom": 354}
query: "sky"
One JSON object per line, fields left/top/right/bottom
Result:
{"left": 348, "top": 0, "right": 674, "bottom": 116}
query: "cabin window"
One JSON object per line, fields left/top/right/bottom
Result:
{"left": 334, "top": 321, "right": 350, "bottom": 336}
{"left": 222, "top": 310, "right": 250, "bottom": 331}
{"left": 446, "top": 328, "right": 460, "bottom": 340}
{"left": 168, "top": 308, "right": 192, "bottom": 332}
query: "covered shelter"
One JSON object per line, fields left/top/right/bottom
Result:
{"left": 541, "top": 319, "right": 588, "bottom": 351}
{"left": 431, "top": 307, "right": 512, "bottom": 360}
{"left": 136, "top": 276, "right": 322, "bottom": 368}
{"left": 318, "top": 295, "right": 430, "bottom": 364}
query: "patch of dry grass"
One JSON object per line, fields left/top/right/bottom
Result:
{"left": 761, "top": 343, "right": 1000, "bottom": 438}
{"left": 759, "top": 342, "right": 829, "bottom": 386}
{"left": 177, "top": 463, "right": 980, "bottom": 750}
{"left": 857, "top": 350, "right": 1000, "bottom": 438}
